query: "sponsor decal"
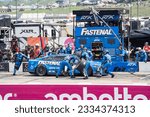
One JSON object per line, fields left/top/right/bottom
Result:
{"left": 81, "top": 28, "right": 112, "bottom": 36}
{"left": 79, "top": 15, "right": 115, "bottom": 21}
{"left": 48, "top": 70, "right": 56, "bottom": 73}
{"left": 45, "top": 87, "right": 148, "bottom": 100}
{"left": 20, "top": 29, "right": 37, "bottom": 34}
{"left": 80, "top": 16, "right": 93, "bottom": 20}
{"left": 0, "top": 85, "right": 149, "bottom": 100}
{"left": 0, "top": 93, "right": 17, "bottom": 100}
{"left": 127, "top": 63, "right": 136, "bottom": 67}
{"left": 101, "top": 15, "right": 115, "bottom": 20}
{"left": 38, "top": 61, "right": 60, "bottom": 66}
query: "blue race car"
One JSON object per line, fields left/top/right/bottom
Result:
{"left": 28, "top": 54, "right": 94, "bottom": 76}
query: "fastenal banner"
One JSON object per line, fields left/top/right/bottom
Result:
{"left": 75, "top": 27, "right": 119, "bottom": 36}
{"left": 0, "top": 85, "right": 150, "bottom": 100}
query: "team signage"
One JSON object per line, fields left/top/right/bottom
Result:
{"left": 76, "top": 27, "right": 119, "bottom": 37}
{"left": 81, "top": 28, "right": 112, "bottom": 36}
{"left": 76, "top": 14, "right": 119, "bottom": 22}
{"left": 20, "top": 29, "right": 37, "bottom": 34}
{"left": 0, "top": 85, "right": 150, "bottom": 100}
{"left": 14, "top": 26, "right": 40, "bottom": 38}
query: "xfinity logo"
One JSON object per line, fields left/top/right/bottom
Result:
{"left": 20, "top": 29, "right": 37, "bottom": 34}
{"left": 81, "top": 28, "right": 112, "bottom": 36}
{"left": 0, "top": 93, "right": 17, "bottom": 100}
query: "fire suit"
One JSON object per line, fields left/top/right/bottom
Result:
{"left": 13, "top": 52, "right": 29, "bottom": 75}
{"left": 66, "top": 45, "right": 72, "bottom": 54}
{"left": 136, "top": 50, "right": 147, "bottom": 62}
{"left": 101, "top": 53, "right": 114, "bottom": 78}
{"left": 81, "top": 51, "right": 91, "bottom": 79}
{"left": 56, "top": 55, "right": 80, "bottom": 78}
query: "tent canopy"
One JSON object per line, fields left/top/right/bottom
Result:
{"left": 129, "top": 29, "right": 150, "bottom": 39}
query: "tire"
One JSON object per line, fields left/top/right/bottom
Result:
{"left": 87, "top": 66, "right": 93, "bottom": 76}
{"left": 76, "top": 63, "right": 84, "bottom": 75}
{"left": 36, "top": 65, "right": 47, "bottom": 76}
{"left": 76, "top": 63, "right": 93, "bottom": 76}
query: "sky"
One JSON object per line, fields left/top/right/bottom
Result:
{"left": 0, "top": 0, "right": 7, "bottom": 1}
{"left": 0, "top": 0, "right": 9, "bottom": 1}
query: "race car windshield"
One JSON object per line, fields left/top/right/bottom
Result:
{"left": 53, "top": 56, "right": 66, "bottom": 61}
{"left": 42, "top": 57, "right": 53, "bottom": 61}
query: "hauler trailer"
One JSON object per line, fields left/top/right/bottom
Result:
{"left": 73, "top": 8, "right": 138, "bottom": 73}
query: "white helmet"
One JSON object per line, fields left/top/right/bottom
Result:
{"left": 35, "top": 43, "right": 40, "bottom": 46}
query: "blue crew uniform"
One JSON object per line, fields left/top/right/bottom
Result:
{"left": 56, "top": 55, "right": 80, "bottom": 78}
{"left": 81, "top": 49, "right": 91, "bottom": 79}
{"left": 136, "top": 49, "right": 147, "bottom": 62}
{"left": 101, "top": 50, "right": 114, "bottom": 78}
{"left": 116, "top": 48, "right": 126, "bottom": 61}
{"left": 87, "top": 50, "right": 93, "bottom": 60}
{"left": 75, "top": 44, "right": 84, "bottom": 57}
{"left": 66, "top": 44, "right": 72, "bottom": 54}
{"left": 56, "top": 60, "right": 72, "bottom": 78}
{"left": 68, "top": 55, "right": 80, "bottom": 77}
{"left": 77, "top": 47, "right": 84, "bottom": 52}
{"left": 13, "top": 52, "right": 29, "bottom": 75}
{"left": 57, "top": 47, "right": 66, "bottom": 54}
{"left": 76, "top": 44, "right": 84, "bottom": 52}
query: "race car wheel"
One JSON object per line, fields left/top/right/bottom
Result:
{"left": 36, "top": 65, "right": 47, "bottom": 76}
{"left": 76, "top": 63, "right": 93, "bottom": 76}
{"left": 88, "top": 66, "right": 93, "bottom": 76}
{"left": 76, "top": 63, "right": 84, "bottom": 75}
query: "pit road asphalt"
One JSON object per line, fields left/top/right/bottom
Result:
{"left": 0, "top": 72, "right": 150, "bottom": 85}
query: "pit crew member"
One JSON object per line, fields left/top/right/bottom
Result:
{"left": 13, "top": 49, "right": 29, "bottom": 75}
{"left": 66, "top": 44, "right": 72, "bottom": 54}
{"left": 34, "top": 43, "right": 40, "bottom": 58}
{"left": 101, "top": 50, "right": 115, "bottom": 78}
{"left": 56, "top": 55, "right": 80, "bottom": 78}
{"left": 136, "top": 47, "right": 147, "bottom": 62}
{"left": 81, "top": 47, "right": 91, "bottom": 79}
{"left": 57, "top": 46, "right": 66, "bottom": 54}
